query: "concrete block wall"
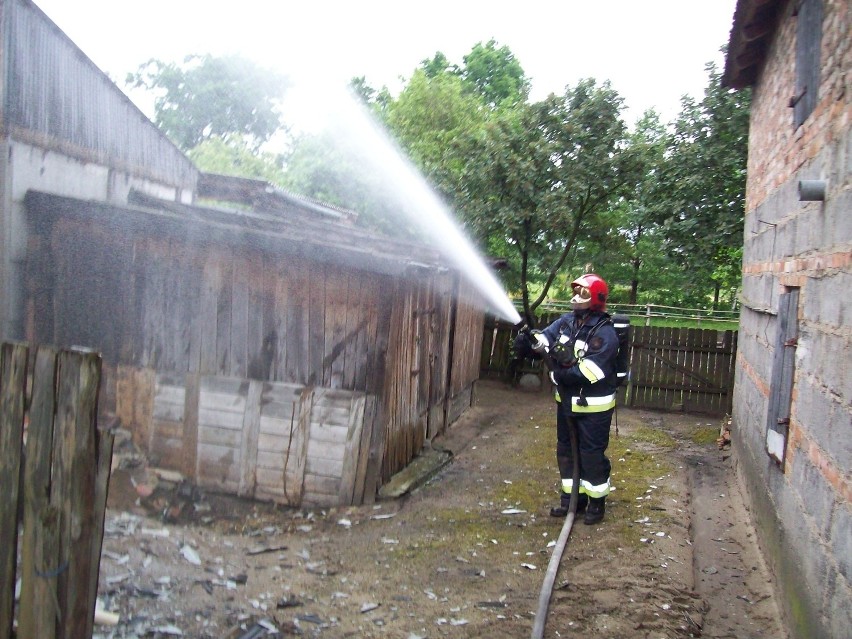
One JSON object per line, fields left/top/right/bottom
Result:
{"left": 732, "top": 1, "right": 851, "bottom": 637}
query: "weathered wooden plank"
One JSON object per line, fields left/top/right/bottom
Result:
{"left": 272, "top": 262, "right": 292, "bottom": 383}
{"left": 230, "top": 255, "right": 250, "bottom": 378}
{"left": 216, "top": 253, "right": 234, "bottom": 376}
{"left": 0, "top": 342, "right": 28, "bottom": 639}
{"left": 87, "top": 419, "right": 115, "bottom": 632}
{"left": 361, "top": 287, "right": 393, "bottom": 502}
{"left": 199, "top": 255, "right": 220, "bottom": 373}
{"left": 151, "top": 418, "right": 185, "bottom": 440}
{"left": 306, "top": 456, "right": 345, "bottom": 478}
{"left": 303, "top": 473, "right": 341, "bottom": 498}
{"left": 310, "top": 404, "right": 353, "bottom": 428}
{"left": 284, "top": 388, "right": 313, "bottom": 504}
{"left": 309, "top": 263, "right": 327, "bottom": 386}
{"left": 309, "top": 423, "right": 350, "bottom": 445}
{"left": 342, "top": 272, "right": 362, "bottom": 391}
{"left": 238, "top": 380, "right": 263, "bottom": 497}
{"left": 198, "top": 408, "right": 245, "bottom": 431}
{"left": 200, "top": 375, "right": 251, "bottom": 398}
{"left": 197, "top": 426, "right": 242, "bottom": 449}
{"left": 349, "top": 275, "right": 369, "bottom": 391}
{"left": 18, "top": 347, "right": 57, "bottom": 638}
{"left": 327, "top": 270, "right": 348, "bottom": 389}
{"left": 259, "top": 380, "right": 303, "bottom": 405}
{"left": 351, "top": 395, "right": 378, "bottom": 504}
{"left": 179, "top": 373, "right": 200, "bottom": 480}
{"left": 259, "top": 413, "right": 297, "bottom": 436}
{"left": 197, "top": 443, "right": 241, "bottom": 485}
{"left": 152, "top": 394, "right": 185, "bottom": 422}
{"left": 339, "top": 395, "right": 366, "bottom": 504}
{"left": 54, "top": 348, "right": 102, "bottom": 639}
{"left": 257, "top": 432, "right": 291, "bottom": 458}
{"left": 254, "top": 484, "right": 288, "bottom": 503}
{"left": 307, "top": 439, "right": 347, "bottom": 462}
{"left": 256, "top": 448, "right": 288, "bottom": 470}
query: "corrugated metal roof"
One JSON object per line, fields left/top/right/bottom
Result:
{"left": 3, "top": 0, "right": 197, "bottom": 186}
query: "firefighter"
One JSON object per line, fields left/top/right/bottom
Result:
{"left": 514, "top": 274, "right": 619, "bottom": 525}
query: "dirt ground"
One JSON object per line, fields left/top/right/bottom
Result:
{"left": 94, "top": 380, "right": 789, "bottom": 639}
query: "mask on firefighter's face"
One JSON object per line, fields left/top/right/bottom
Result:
{"left": 571, "top": 285, "right": 591, "bottom": 311}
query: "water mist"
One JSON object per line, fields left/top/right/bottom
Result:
{"left": 280, "top": 78, "right": 521, "bottom": 325}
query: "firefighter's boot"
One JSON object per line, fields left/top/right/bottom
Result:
{"left": 583, "top": 497, "right": 606, "bottom": 525}
{"left": 550, "top": 492, "right": 587, "bottom": 517}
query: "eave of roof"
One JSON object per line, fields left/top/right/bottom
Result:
{"left": 723, "top": 0, "right": 786, "bottom": 88}
{"left": 196, "top": 173, "right": 360, "bottom": 225}
{"left": 23, "top": 190, "right": 448, "bottom": 278}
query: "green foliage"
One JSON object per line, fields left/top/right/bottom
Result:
{"left": 458, "top": 80, "right": 632, "bottom": 325}
{"left": 188, "top": 137, "right": 286, "bottom": 184}
{"left": 647, "top": 62, "right": 750, "bottom": 309}
{"left": 460, "top": 39, "right": 530, "bottom": 108}
{"left": 127, "top": 54, "right": 289, "bottom": 152}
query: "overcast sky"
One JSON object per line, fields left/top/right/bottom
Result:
{"left": 34, "top": 0, "right": 738, "bottom": 126}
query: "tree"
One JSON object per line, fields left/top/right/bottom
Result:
{"left": 460, "top": 40, "right": 530, "bottom": 108}
{"left": 385, "top": 68, "right": 487, "bottom": 205}
{"left": 126, "top": 54, "right": 289, "bottom": 152}
{"left": 648, "top": 62, "right": 749, "bottom": 308}
{"left": 616, "top": 110, "right": 671, "bottom": 304}
{"left": 188, "top": 137, "right": 286, "bottom": 184}
{"left": 460, "top": 80, "right": 631, "bottom": 326}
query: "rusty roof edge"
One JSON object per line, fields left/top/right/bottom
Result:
{"left": 24, "top": 189, "right": 449, "bottom": 275}
{"left": 197, "top": 172, "right": 359, "bottom": 223}
{"left": 723, "top": 0, "right": 787, "bottom": 88}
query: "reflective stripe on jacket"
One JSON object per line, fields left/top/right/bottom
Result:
{"left": 544, "top": 310, "right": 619, "bottom": 414}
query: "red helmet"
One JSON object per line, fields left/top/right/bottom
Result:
{"left": 571, "top": 274, "right": 608, "bottom": 312}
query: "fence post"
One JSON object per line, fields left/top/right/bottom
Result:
{"left": 52, "top": 348, "right": 103, "bottom": 639}
{"left": 19, "top": 346, "right": 60, "bottom": 638}
{"left": 0, "top": 342, "right": 29, "bottom": 639}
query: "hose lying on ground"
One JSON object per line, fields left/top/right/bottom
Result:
{"left": 530, "top": 373, "right": 581, "bottom": 639}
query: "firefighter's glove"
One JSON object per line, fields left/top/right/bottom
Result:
{"left": 513, "top": 330, "right": 533, "bottom": 358}
{"left": 530, "top": 330, "right": 549, "bottom": 353}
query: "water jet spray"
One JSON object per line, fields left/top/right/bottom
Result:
{"left": 281, "top": 78, "right": 521, "bottom": 325}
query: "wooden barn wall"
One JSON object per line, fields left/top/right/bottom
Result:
{"left": 25, "top": 212, "right": 482, "bottom": 504}
{"left": 3, "top": 0, "right": 195, "bottom": 185}
{"left": 28, "top": 217, "right": 388, "bottom": 392}
{"left": 378, "top": 274, "right": 448, "bottom": 483}
{"left": 447, "top": 280, "right": 486, "bottom": 423}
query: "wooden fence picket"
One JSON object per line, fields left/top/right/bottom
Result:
{"left": 0, "top": 342, "right": 111, "bottom": 639}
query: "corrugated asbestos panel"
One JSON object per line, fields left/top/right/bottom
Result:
{"left": 4, "top": 0, "right": 196, "bottom": 185}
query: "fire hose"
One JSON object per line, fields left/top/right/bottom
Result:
{"left": 526, "top": 330, "right": 581, "bottom": 639}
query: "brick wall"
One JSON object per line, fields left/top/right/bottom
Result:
{"left": 731, "top": 0, "right": 851, "bottom": 637}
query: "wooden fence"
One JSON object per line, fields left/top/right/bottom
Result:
{"left": 0, "top": 342, "right": 113, "bottom": 639}
{"left": 481, "top": 319, "right": 738, "bottom": 416}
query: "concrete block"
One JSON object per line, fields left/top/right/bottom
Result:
{"left": 825, "top": 579, "right": 852, "bottom": 639}
{"left": 793, "top": 379, "right": 836, "bottom": 453}
{"left": 826, "top": 188, "right": 852, "bottom": 245}
{"left": 803, "top": 275, "right": 841, "bottom": 325}
{"left": 829, "top": 501, "right": 851, "bottom": 583}
{"left": 789, "top": 450, "right": 834, "bottom": 537}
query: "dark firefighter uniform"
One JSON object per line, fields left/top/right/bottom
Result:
{"left": 540, "top": 309, "right": 619, "bottom": 517}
